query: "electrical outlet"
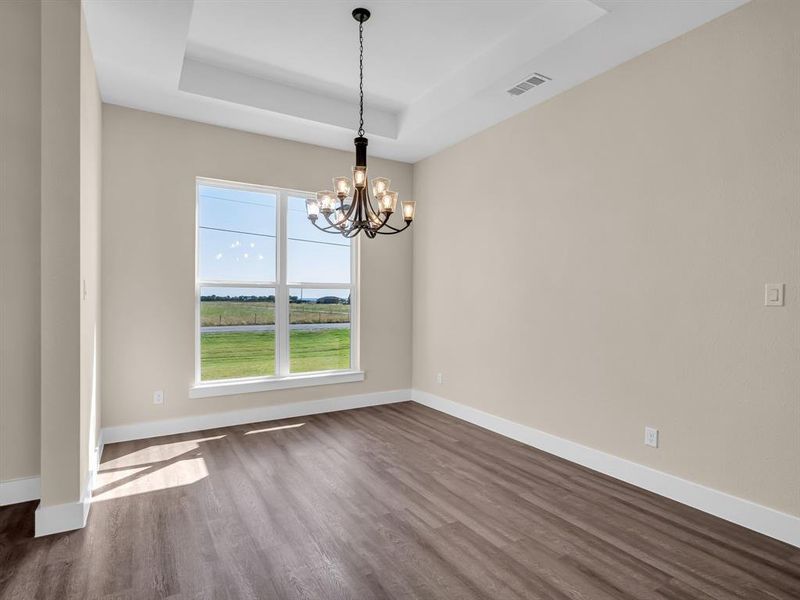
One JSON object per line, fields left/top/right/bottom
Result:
{"left": 644, "top": 426, "right": 658, "bottom": 448}
{"left": 436, "top": 372, "right": 443, "bottom": 384}
{"left": 153, "top": 390, "right": 164, "bottom": 405}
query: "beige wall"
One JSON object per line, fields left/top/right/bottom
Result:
{"left": 101, "top": 106, "right": 413, "bottom": 428}
{"left": 80, "top": 8, "right": 102, "bottom": 495}
{"left": 0, "top": 0, "right": 41, "bottom": 484}
{"left": 38, "top": 0, "right": 102, "bottom": 507}
{"left": 40, "top": 0, "right": 83, "bottom": 505}
{"left": 412, "top": 0, "right": 800, "bottom": 516}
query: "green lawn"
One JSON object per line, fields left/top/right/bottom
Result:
{"left": 201, "top": 328, "right": 350, "bottom": 380}
{"left": 289, "top": 328, "right": 350, "bottom": 373}
{"left": 201, "top": 301, "right": 349, "bottom": 326}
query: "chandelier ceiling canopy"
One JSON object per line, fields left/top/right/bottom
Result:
{"left": 305, "top": 7, "right": 415, "bottom": 238}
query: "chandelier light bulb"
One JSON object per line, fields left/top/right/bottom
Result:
{"left": 306, "top": 198, "right": 320, "bottom": 220}
{"left": 372, "top": 177, "right": 390, "bottom": 199}
{"left": 381, "top": 191, "right": 398, "bottom": 214}
{"left": 401, "top": 200, "right": 416, "bottom": 222}
{"left": 352, "top": 166, "right": 367, "bottom": 189}
{"left": 333, "top": 176, "right": 351, "bottom": 197}
{"left": 316, "top": 190, "right": 335, "bottom": 214}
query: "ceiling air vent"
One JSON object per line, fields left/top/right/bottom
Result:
{"left": 506, "top": 73, "right": 551, "bottom": 96}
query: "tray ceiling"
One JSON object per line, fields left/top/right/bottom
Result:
{"left": 84, "top": 0, "right": 749, "bottom": 163}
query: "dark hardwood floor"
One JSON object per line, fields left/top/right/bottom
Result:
{"left": 1, "top": 402, "right": 798, "bottom": 599}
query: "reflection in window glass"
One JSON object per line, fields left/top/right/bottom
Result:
{"left": 289, "top": 288, "right": 350, "bottom": 373}
{"left": 198, "top": 185, "right": 276, "bottom": 282}
{"left": 200, "top": 286, "right": 276, "bottom": 381}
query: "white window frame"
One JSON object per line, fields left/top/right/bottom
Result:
{"left": 191, "top": 177, "right": 362, "bottom": 398}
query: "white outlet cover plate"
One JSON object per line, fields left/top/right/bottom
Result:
{"left": 645, "top": 426, "right": 658, "bottom": 448}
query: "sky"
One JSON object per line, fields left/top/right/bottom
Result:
{"left": 198, "top": 184, "right": 351, "bottom": 298}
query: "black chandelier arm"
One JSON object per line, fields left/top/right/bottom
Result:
{"left": 309, "top": 220, "right": 339, "bottom": 234}
{"left": 309, "top": 212, "right": 410, "bottom": 237}
{"left": 342, "top": 192, "right": 359, "bottom": 222}
{"left": 345, "top": 225, "right": 363, "bottom": 238}
{"left": 310, "top": 215, "right": 346, "bottom": 234}
{"left": 374, "top": 219, "right": 412, "bottom": 235}
{"left": 364, "top": 208, "right": 411, "bottom": 235}
{"left": 364, "top": 190, "right": 382, "bottom": 223}
{"left": 322, "top": 210, "right": 349, "bottom": 230}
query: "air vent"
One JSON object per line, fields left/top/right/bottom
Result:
{"left": 506, "top": 73, "right": 551, "bottom": 96}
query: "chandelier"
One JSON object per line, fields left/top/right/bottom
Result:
{"left": 305, "top": 7, "right": 415, "bottom": 238}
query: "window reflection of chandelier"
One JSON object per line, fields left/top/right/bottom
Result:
{"left": 305, "top": 8, "right": 415, "bottom": 238}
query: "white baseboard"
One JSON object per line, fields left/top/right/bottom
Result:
{"left": 33, "top": 437, "right": 103, "bottom": 536}
{"left": 35, "top": 497, "right": 90, "bottom": 537}
{"left": 0, "top": 476, "right": 41, "bottom": 506}
{"left": 34, "top": 472, "right": 93, "bottom": 537}
{"left": 411, "top": 390, "right": 800, "bottom": 549}
{"left": 102, "top": 388, "right": 411, "bottom": 444}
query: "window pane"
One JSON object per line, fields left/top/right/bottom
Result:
{"left": 289, "top": 288, "right": 350, "bottom": 373}
{"left": 200, "top": 286, "right": 275, "bottom": 381}
{"left": 287, "top": 195, "right": 350, "bottom": 283}
{"left": 198, "top": 184, "right": 276, "bottom": 282}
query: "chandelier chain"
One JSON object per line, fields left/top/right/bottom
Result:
{"left": 358, "top": 21, "right": 364, "bottom": 137}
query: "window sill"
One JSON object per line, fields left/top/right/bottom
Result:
{"left": 189, "top": 370, "right": 365, "bottom": 399}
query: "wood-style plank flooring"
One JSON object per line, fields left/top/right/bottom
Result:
{"left": 1, "top": 402, "right": 799, "bottom": 599}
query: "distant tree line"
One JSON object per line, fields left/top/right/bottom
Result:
{"left": 316, "top": 296, "right": 348, "bottom": 305}
{"left": 290, "top": 295, "right": 350, "bottom": 305}
{"left": 201, "top": 294, "right": 350, "bottom": 305}
{"left": 201, "top": 295, "right": 275, "bottom": 303}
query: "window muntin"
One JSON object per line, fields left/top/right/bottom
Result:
{"left": 196, "top": 179, "right": 357, "bottom": 384}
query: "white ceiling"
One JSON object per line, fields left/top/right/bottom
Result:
{"left": 83, "top": 0, "right": 749, "bottom": 163}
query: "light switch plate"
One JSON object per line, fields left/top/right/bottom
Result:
{"left": 764, "top": 283, "right": 784, "bottom": 307}
{"left": 153, "top": 390, "right": 164, "bottom": 405}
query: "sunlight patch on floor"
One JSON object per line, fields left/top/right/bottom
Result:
{"left": 93, "top": 457, "right": 209, "bottom": 502}
{"left": 245, "top": 422, "right": 305, "bottom": 435}
{"left": 100, "top": 435, "right": 225, "bottom": 470}
{"left": 92, "top": 435, "right": 225, "bottom": 501}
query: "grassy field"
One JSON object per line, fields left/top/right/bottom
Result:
{"left": 201, "top": 328, "right": 350, "bottom": 380}
{"left": 201, "top": 301, "right": 349, "bottom": 326}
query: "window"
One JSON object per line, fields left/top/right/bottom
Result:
{"left": 194, "top": 178, "right": 360, "bottom": 396}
